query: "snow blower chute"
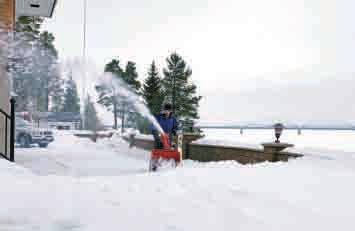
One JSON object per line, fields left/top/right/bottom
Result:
{"left": 149, "top": 133, "right": 181, "bottom": 171}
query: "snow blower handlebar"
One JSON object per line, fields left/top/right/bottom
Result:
{"left": 160, "top": 133, "right": 171, "bottom": 150}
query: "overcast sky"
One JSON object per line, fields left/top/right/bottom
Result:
{"left": 43, "top": 0, "right": 355, "bottom": 124}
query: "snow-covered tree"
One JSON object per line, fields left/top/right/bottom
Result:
{"left": 62, "top": 72, "right": 80, "bottom": 113}
{"left": 83, "top": 96, "right": 101, "bottom": 132}
{"left": 96, "top": 58, "right": 141, "bottom": 132}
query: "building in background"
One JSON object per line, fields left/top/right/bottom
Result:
{"left": 35, "top": 112, "right": 82, "bottom": 130}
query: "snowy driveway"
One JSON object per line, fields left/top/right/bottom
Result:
{"left": 15, "top": 132, "right": 149, "bottom": 177}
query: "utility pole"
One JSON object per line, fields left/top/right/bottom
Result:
{"left": 81, "top": 0, "right": 87, "bottom": 129}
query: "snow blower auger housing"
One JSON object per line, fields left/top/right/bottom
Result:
{"left": 149, "top": 133, "right": 181, "bottom": 171}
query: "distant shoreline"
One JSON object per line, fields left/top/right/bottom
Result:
{"left": 199, "top": 126, "right": 355, "bottom": 131}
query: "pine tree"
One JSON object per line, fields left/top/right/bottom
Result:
{"left": 15, "top": 16, "right": 43, "bottom": 40}
{"left": 83, "top": 96, "right": 101, "bottom": 132}
{"left": 97, "top": 58, "right": 142, "bottom": 132}
{"left": 123, "top": 61, "right": 141, "bottom": 93}
{"left": 142, "top": 61, "right": 163, "bottom": 115}
{"left": 119, "top": 61, "right": 141, "bottom": 132}
{"left": 11, "top": 16, "right": 60, "bottom": 112}
{"left": 50, "top": 73, "right": 64, "bottom": 112}
{"left": 162, "top": 52, "right": 202, "bottom": 119}
{"left": 62, "top": 73, "right": 80, "bottom": 112}
{"left": 12, "top": 16, "right": 44, "bottom": 112}
{"left": 97, "top": 58, "right": 123, "bottom": 130}
{"left": 104, "top": 59, "right": 124, "bottom": 75}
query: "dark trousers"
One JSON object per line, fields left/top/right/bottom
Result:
{"left": 152, "top": 130, "right": 163, "bottom": 149}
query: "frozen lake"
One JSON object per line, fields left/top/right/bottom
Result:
{"left": 202, "top": 129, "right": 355, "bottom": 153}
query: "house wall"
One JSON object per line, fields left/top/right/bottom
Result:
{"left": 0, "top": 65, "right": 10, "bottom": 155}
{"left": 0, "top": 0, "right": 14, "bottom": 156}
{"left": 0, "top": 0, "right": 15, "bottom": 29}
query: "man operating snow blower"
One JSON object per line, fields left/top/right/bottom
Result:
{"left": 149, "top": 103, "right": 180, "bottom": 171}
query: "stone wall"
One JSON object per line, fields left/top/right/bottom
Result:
{"left": 127, "top": 137, "right": 155, "bottom": 151}
{"left": 188, "top": 143, "right": 301, "bottom": 164}
{"left": 126, "top": 135, "right": 303, "bottom": 164}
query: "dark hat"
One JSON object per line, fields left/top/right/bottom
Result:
{"left": 163, "top": 103, "right": 172, "bottom": 111}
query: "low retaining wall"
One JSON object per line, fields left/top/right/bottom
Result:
{"left": 126, "top": 135, "right": 303, "bottom": 164}
{"left": 188, "top": 143, "right": 301, "bottom": 164}
{"left": 128, "top": 137, "right": 154, "bottom": 150}
{"left": 74, "top": 132, "right": 114, "bottom": 142}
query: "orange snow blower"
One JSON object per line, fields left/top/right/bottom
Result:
{"left": 149, "top": 133, "right": 181, "bottom": 171}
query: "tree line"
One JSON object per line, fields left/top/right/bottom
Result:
{"left": 10, "top": 16, "right": 80, "bottom": 114}
{"left": 11, "top": 17, "right": 202, "bottom": 133}
{"left": 96, "top": 53, "right": 201, "bottom": 133}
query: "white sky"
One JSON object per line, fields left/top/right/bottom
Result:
{"left": 42, "top": 0, "right": 355, "bottom": 124}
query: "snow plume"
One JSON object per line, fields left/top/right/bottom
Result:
{"left": 98, "top": 72, "right": 164, "bottom": 135}
{"left": 66, "top": 59, "right": 164, "bottom": 134}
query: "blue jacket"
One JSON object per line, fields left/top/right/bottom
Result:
{"left": 151, "top": 113, "right": 178, "bottom": 135}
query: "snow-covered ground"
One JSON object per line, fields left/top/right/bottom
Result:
{"left": 1, "top": 131, "right": 354, "bottom": 230}
{"left": 15, "top": 131, "right": 149, "bottom": 177}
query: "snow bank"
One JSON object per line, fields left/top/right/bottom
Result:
{"left": 15, "top": 131, "right": 150, "bottom": 176}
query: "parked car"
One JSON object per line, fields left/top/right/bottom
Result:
{"left": 15, "top": 117, "right": 54, "bottom": 148}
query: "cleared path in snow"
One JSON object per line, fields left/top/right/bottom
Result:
{"left": 15, "top": 131, "right": 150, "bottom": 176}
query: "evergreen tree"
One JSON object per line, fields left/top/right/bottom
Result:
{"left": 11, "top": 16, "right": 44, "bottom": 112}
{"left": 142, "top": 61, "right": 163, "bottom": 115}
{"left": 162, "top": 52, "right": 201, "bottom": 119}
{"left": 123, "top": 61, "right": 141, "bottom": 93}
{"left": 104, "top": 59, "right": 124, "bottom": 76}
{"left": 15, "top": 16, "right": 43, "bottom": 40}
{"left": 62, "top": 73, "right": 80, "bottom": 112}
{"left": 11, "top": 16, "right": 60, "bottom": 112}
{"left": 119, "top": 61, "right": 141, "bottom": 132}
{"left": 83, "top": 96, "right": 101, "bottom": 132}
{"left": 50, "top": 72, "right": 64, "bottom": 112}
{"left": 97, "top": 58, "right": 123, "bottom": 130}
{"left": 96, "top": 58, "right": 142, "bottom": 132}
